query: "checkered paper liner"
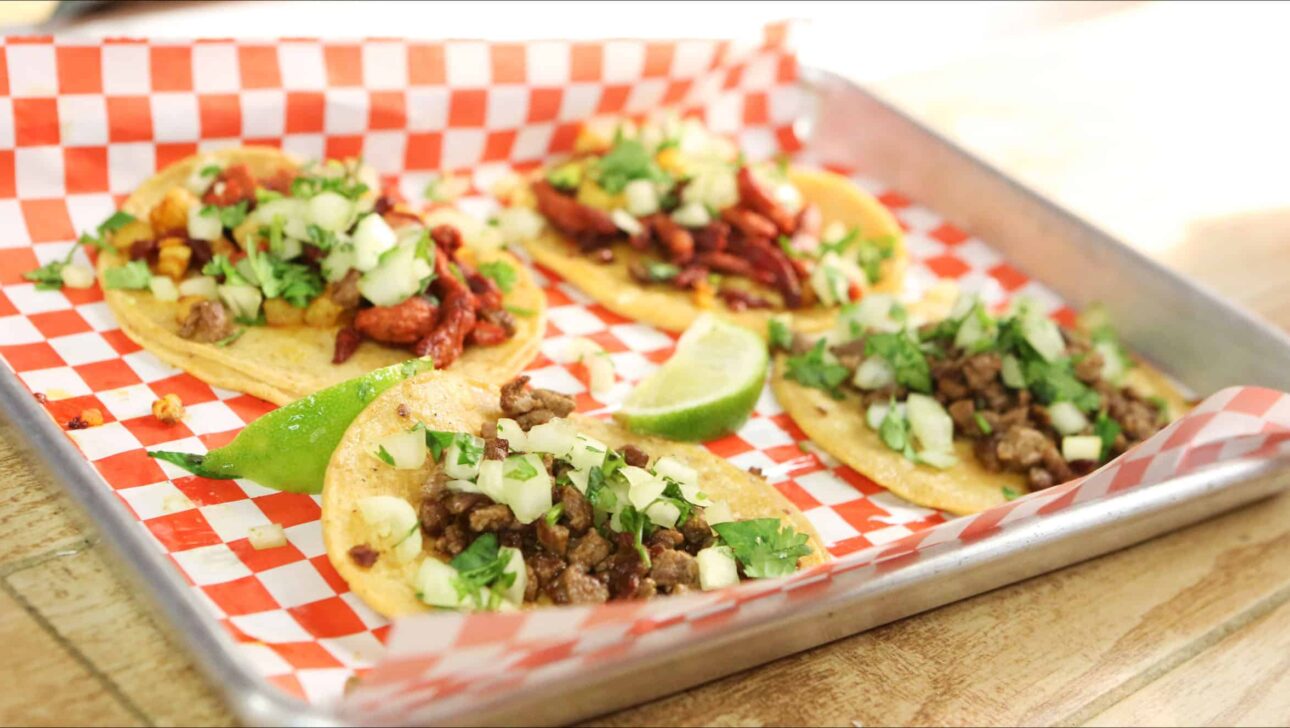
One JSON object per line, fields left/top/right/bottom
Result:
{"left": 1, "top": 32, "right": 1285, "bottom": 717}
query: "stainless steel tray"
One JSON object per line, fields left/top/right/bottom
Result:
{"left": 4, "top": 67, "right": 1290, "bottom": 727}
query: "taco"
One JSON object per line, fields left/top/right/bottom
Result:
{"left": 96, "top": 147, "right": 544, "bottom": 405}
{"left": 322, "top": 371, "right": 825, "bottom": 617}
{"left": 503, "top": 115, "right": 905, "bottom": 335}
{"left": 769, "top": 292, "right": 1190, "bottom": 515}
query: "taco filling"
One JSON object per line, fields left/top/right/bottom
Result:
{"left": 527, "top": 116, "right": 899, "bottom": 313}
{"left": 99, "top": 156, "right": 520, "bottom": 369}
{"left": 349, "top": 377, "right": 814, "bottom": 610}
{"left": 772, "top": 295, "right": 1174, "bottom": 492}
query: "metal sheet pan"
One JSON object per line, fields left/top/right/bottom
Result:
{"left": 3, "top": 67, "right": 1289, "bottom": 727}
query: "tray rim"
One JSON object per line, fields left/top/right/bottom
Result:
{"left": 2, "top": 66, "right": 1288, "bottom": 727}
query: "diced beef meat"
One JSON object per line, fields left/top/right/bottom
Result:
{"left": 557, "top": 485, "right": 593, "bottom": 534}
{"left": 567, "top": 530, "right": 612, "bottom": 569}
{"left": 419, "top": 498, "right": 451, "bottom": 537}
{"left": 330, "top": 269, "right": 362, "bottom": 310}
{"left": 179, "top": 300, "right": 234, "bottom": 343}
{"left": 680, "top": 512, "right": 715, "bottom": 551}
{"left": 483, "top": 437, "right": 509, "bottom": 461}
{"left": 995, "top": 426, "right": 1051, "bottom": 469}
{"left": 536, "top": 519, "right": 570, "bottom": 556}
{"left": 552, "top": 566, "right": 610, "bottom": 605}
{"left": 499, "top": 376, "right": 577, "bottom": 430}
{"left": 468, "top": 504, "right": 515, "bottom": 533}
{"left": 619, "top": 444, "right": 650, "bottom": 468}
{"left": 649, "top": 549, "right": 700, "bottom": 589}
{"left": 648, "top": 528, "right": 685, "bottom": 550}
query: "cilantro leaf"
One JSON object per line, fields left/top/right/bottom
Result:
{"left": 585, "top": 466, "right": 616, "bottom": 513}
{"left": 1093, "top": 411, "right": 1121, "bottom": 461}
{"left": 455, "top": 435, "right": 483, "bottom": 466}
{"left": 617, "top": 505, "right": 653, "bottom": 569}
{"left": 642, "top": 261, "right": 679, "bottom": 282}
{"left": 477, "top": 260, "right": 517, "bottom": 294}
{"left": 784, "top": 339, "right": 850, "bottom": 398}
{"left": 420, "top": 428, "right": 457, "bottom": 461}
{"left": 768, "top": 318, "right": 793, "bottom": 352}
{"left": 200, "top": 164, "right": 222, "bottom": 178}
{"left": 505, "top": 304, "right": 535, "bottom": 317}
{"left": 1024, "top": 357, "right": 1101, "bottom": 413}
{"left": 504, "top": 455, "right": 538, "bottom": 481}
{"left": 97, "top": 211, "right": 137, "bottom": 236}
{"left": 375, "top": 445, "right": 396, "bottom": 466}
{"left": 544, "top": 503, "right": 565, "bottom": 526}
{"left": 545, "top": 161, "right": 583, "bottom": 191}
{"left": 973, "top": 411, "right": 993, "bottom": 436}
{"left": 201, "top": 201, "right": 249, "bottom": 229}
{"left": 103, "top": 260, "right": 151, "bottom": 290}
{"left": 865, "top": 332, "right": 931, "bottom": 393}
{"left": 214, "top": 328, "right": 245, "bottom": 348}
{"left": 23, "top": 258, "right": 70, "bottom": 290}
{"left": 201, "top": 255, "right": 248, "bottom": 285}
{"left": 712, "top": 519, "right": 813, "bottom": 578}
{"left": 855, "top": 237, "right": 895, "bottom": 284}
{"left": 878, "top": 403, "right": 909, "bottom": 452}
{"left": 594, "top": 137, "right": 669, "bottom": 194}
{"left": 450, "top": 533, "right": 514, "bottom": 608}
{"left": 24, "top": 211, "right": 140, "bottom": 290}
{"left": 1002, "top": 486, "right": 1021, "bottom": 501}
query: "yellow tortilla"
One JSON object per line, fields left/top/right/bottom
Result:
{"left": 524, "top": 168, "right": 906, "bottom": 336}
{"left": 98, "top": 148, "right": 544, "bottom": 405}
{"left": 322, "top": 370, "right": 828, "bottom": 618}
{"left": 772, "top": 356, "right": 1191, "bottom": 515}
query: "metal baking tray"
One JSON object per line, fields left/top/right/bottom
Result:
{"left": 4, "top": 67, "right": 1290, "bottom": 727}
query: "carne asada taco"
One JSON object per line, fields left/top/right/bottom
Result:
{"left": 508, "top": 115, "right": 905, "bottom": 335}
{"left": 96, "top": 147, "right": 544, "bottom": 405}
{"left": 769, "top": 293, "right": 1190, "bottom": 514}
{"left": 322, "top": 371, "right": 825, "bottom": 617}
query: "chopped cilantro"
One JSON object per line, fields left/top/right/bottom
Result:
{"left": 856, "top": 237, "right": 894, "bottom": 284}
{"left": 1093, "top": 411, "right": 1121, "bottom": 461}
{"left": 504, "top": 456, "right": 538, "bottom": 481}
{"left": 200, "top": 201, "right": 250, "bottom": 229}
{"left": 617, "top": 505, "right": 653, "bottom": 569}
{"left": 878, "top": 404, "right": 909, "bottom": 452}
{"left": 865, "top": 331, "right": 932, "bottom": 393}
{"left": 784, "top": 339, "right": 850, "bottom": 398}
{"left": 255, "top": 188, "right": 283, "bottom": 204}
{"left": 375, "top": 445, "right": 396, "bottom": 466}
{"left": 292, "top": 171, "right": 369, "bottom": 201}
{"left": 768, "top": 318, "right": 794, "bottom": 352}
{"left": 1002, "top": 486, "right": 1021, "bottom": 501}
{"left": 24, "top": 211, "right": 139, "bottom": 290}
{"left": 23, "top": 257, "right": 72, "bottom": 291}
{"left": 477, "top": 260, "right": 517, "bottom": 294}
{"left": 973, "top": 411, "right": 993, "bottom": 436}
{"left": 418, "top": 427, "right": 457, "bottom": 461}
{"left": 1024, "top": 357, "right": 1101, "bottom": 413}
{"left": 594, "top": 137, "right": 669, "bottom": 194}
{"left": 201, "top": 255, "right": 247, "bottom": 285}
{"left": 200, "top": 164, "right": 222, "bottom": 178}
{"left": 450, "top": 533, "right": 515, "bottom": 608}
{"left": 456, "top": 435, "right": 484, "bottom": 466}
{"left": 505, "top": 304, "right": 536, "bottom": 317}
{"left": 544, "top": 503, "right": 565, "bottom": 526}
{"left": 712, "top": 519, "right": 812, "bottom": 578}
{"left": 306, "top": 224, "right": 338, "bottom": 251}
{"left": 103, "top": 260, "right": 151, "bottom": 290}
{"left": 545, "top": 161, "right": 584, "bottom": 191}
{"left": 1146, "top": 395, "right": 1171, "bottom": 424}
{"left": 214, "top": 328, "right": 245, "bottom": 348}
{"left": 98, "top": 211, "right": 137, "bottom": 236}
{"left": 643, "top": 261, "right": 680, "bottom": 282}
{"left": 585, "top": 466, "right": 616, "bottom": 512}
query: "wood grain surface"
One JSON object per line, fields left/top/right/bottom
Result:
{"left": 3, "top": 3, "right": 1289, "bottom": 726}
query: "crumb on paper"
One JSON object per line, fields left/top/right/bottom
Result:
{"left": 161, "top": 493, "right": 195, "bottom": 514}
{"left": 152, "top": 393, "right": 186, "bottom": 424}
{"left": 68, "top": 408, "right": 103, "bottom": 430}
{"left": 33, "top": 392, "right": 48, "bottom": 404}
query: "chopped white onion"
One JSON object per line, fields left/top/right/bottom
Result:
{"left": 906, "top": 393, "right": 955, "bottom": 454}
{"left": 59, "top": 263, "right": 95, "bottom": 290}
{"left": 475, "top": 459, "right": 505, "bottom": 502}
{"left": 370, "top": 429, "right": 428, "bottom": 470}
{"left": 499, "top": 547, "right": 526, "bottom": 605}
{"left": 416, "top": 558, "right": 461, "bottom": 608}
{"left": 624, "top": 179, "right": 660, "bottom": 217}
{"left": 247, "top": 524, "right": 287, "bottom": 550}
{"left": 1062, "top": 435, "right": 1103, "bottom": 462}
{"left": 567, "top": 434, "right": 608, "bottom": 472}
{"left": 217, "top": 284, "right": 262, "bottom": 321}
{"left": 653, "top": 456, "right": 697, "bottom": 488}
{"left": 611, "top": 209, "right": 643, "bottom": 237}
{"left": 187, "top": 203, "right": 222, "bottom": 242}
{"left": 1048, "top": 401, "right": 1089, "bottom": 436}
{"left": 495, "top": 418, "right": 528, "bottom": 452}
{"left": 148, "top": 275, "right": 179, "bottom": 302}
{"left": 644, "top": 500, "right": 681, "bottom": 529}
{"left": 308, "top": 191, "right": 354, "bottom": 233}
{"left": 178, "top": 275, "right": 218, "bottom": 300}
{"left": 1001, "top": 354, "right": 1026, "bottom": 389}
{"left": 352, "top": 213, "right": 398, "bottom": 272}
{"left": 525, "top": 419, "right": 577, "bottom": 458}
{"left": 853, "top": 356, "right": 895, "bottom": 390}
{"left": 1022, "top": 311, "right": 1065, "bottom": 363}
{"left": 670, "top": 201, "right": 712, "bottom": 228}
{"left": 495, "top": 207, "right": 545, "bottom": 245}
{"left": 357, "top": 495, "right": 419, "bottom": 544}
{"left": 865, "top": 402, "right": 890, "bottom": 431}
{"left": 628, "top": 476, "right": 668, "bottom": 511}
{"left": 443, "top": 435, "right": 483, "bottom": 480}
{"left": 703, "top": 500, "right": 734, "bottom": 525}
{"left": 697, "top": 545, "right": 740, "bottom": 590}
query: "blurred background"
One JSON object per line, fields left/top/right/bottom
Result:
{"left": 5, "top": 0, "right": 1288, "bottom": 320}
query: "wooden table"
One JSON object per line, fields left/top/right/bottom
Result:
{"left": 3, "top": 4, "right": 1289, "bottom": 725}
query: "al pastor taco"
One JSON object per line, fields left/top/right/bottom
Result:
{"left": 768, "top": 292, "right": 1190, "bottom": 515}
{"left": 322, "top": 371, "right": 825, "bottom": 617}
{"left": 505, "top": 115, "right": 905, "bottom": 335}
{"left": 96, "top": 147, "right": 544, "bottom": 405}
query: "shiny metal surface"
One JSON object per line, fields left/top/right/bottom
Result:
{"left": 2, "top": 68, "right": 1288, "bottom": 727}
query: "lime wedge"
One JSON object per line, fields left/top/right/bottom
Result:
{"left": 616, "top": 315, "right": 767, "bottom": 441}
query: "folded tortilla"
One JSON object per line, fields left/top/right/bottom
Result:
{"left": 98, "top": 148, "right": 545, "bottom": 405}
{"left": 322, "top": 370, "right": 828, "bottom": 617}
{"left": 524, "top": 168, "right": 906, "bottom": 335}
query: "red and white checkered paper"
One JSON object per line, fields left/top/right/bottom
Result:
{"left": 2, "top": 31, "right": 1286, "bottom": 718}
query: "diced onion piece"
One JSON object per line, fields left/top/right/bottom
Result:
{"left": 255, "top": 198, "right": 310, "bottom": 240}
{"left": 443, "top": 435, "right": 483, "bottom": 480}
{"left": 1049, "top": 401, "right": 1089, "bottom": 436}
{"left": 1096, "top": 340, "right": 1127, "bottom": 385}
{"left": 148, "top": 275, "right": 179, "bottom": 302}
{"left": 565, "top": 467, "right": 591, "bottom": 494}
{"left": 906, "top": 393, "right": 954, "bottom": 455}
{"left": 185, "top": 158, "right": 221, "bottom": 195}
{"left": 772, "top": 180, "right": 803, "bottom": 214}
{"left": 495, "top": 207, "right": 546, "bottom": 246}
{"left": 916, "top": 449, "right": 958, "bottom": 469}
{"left": 670, "top": 201, "right": 711, "bottom": 228}
{"left": 564, "top": 336, "right": 604, "bottom": 363}
{"left": 415, "top": 558, "right": 462, "bottom": 608}
{"left": 1062, "top": 435, "right": 1103, "bottom": 462}
{"left": 1022, "top": 311, "right": 1065, "bottom": 363}
{"left": 358, "top": 238, "right": 425, "bottom": 306}
{"left": 821, "top": 221, "right": 848, "bottom": 246}
{"left": 628, "top": 476, "right": 668, "bottom": 511}
{"left": 445, "top": 479, "right": 481, "bottom": 494}
{"left": 187, "top": 203, "right": 222, "bottom": 242}
{"left": 809, "top": 253, "right": 856, "bottom": 307}
{"left": 370, "top": 429, "right": 428, "bottom": 470}
{"left": 277, "top": 235, "right": 303, "bottom": 261}
{"left": 866, "top": 402, "right": 890, "bottom": 430}
{"left": 178, "top": 275, "right": 218, "bottom": 300}
{"left": 611, "top": 209, "right": 643, "bottom": 237}
{"left": 835, "top": 294, "right": 901, "bottom": 340}
{"left": 499, "top": 547, "right": 526, "bottom": 605}
{"left": 392, "top": 526, "right": 423, "bottom": 563}
{"left": 357, "top": 495, "right": 419, "bottom": 544}
{"left": 585, "top": 352, "right": 614, "bottom": 395}
{"left": 653, "top": 456, "right": 697, "bottom": 488}
{"left": 954, "top": 308, "right": 994, "bottom": 350}
{"left": 948, "top": 292, "right": 978, "bottom": 322}
{"left": 495, "top": 418, "right": 528, "bottom": 452}
{"left": 503, "top": 453, "right": 552, "bottom": 524}
{"left": 697, "top": 545, "right": 740, "bottom": 590}
{"left": 321, "top": 245, "right": 356, "bottom": 283}
{"left": 217, "top": 284, "right": 263, "bottom": 321}
{"left": 58, "top": 263, "right": 95, "bottom": 290}
{"left": 308, "top": 191, "right": 354, "bottom": 233}
{"left": 704, "top": 501, "right": 734, "bottom": 525}
{"left": 645, "top": 500, "right": 681, "bottom": 529}
{"left": 476, "top": 459, "right": 505, "bottom": 502}
{"left": 525, "top": 419, "right": 577, "bottom": 458}
{"left": 618, "top": 465, "right": 654, "bottom": 488}
{"left": 1001, "top": 354, "right": 1026, "bottom": 389}
{"left": 853, "top": 356, "right": 895, "bottom": 390}
{"left": 352, "top": 213, "right": 398, "bottom": 272}
{"left": 247, "top": 524, "right": 287, "bottom": 550}
{"left": 624, "top": 179, "right": 661, "bottom": 217}
{"left": 567, "top": 434, "right": 608, "bottom": 471}
{"left": 682, "top": 164, "right": 738, "bottom": 211}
